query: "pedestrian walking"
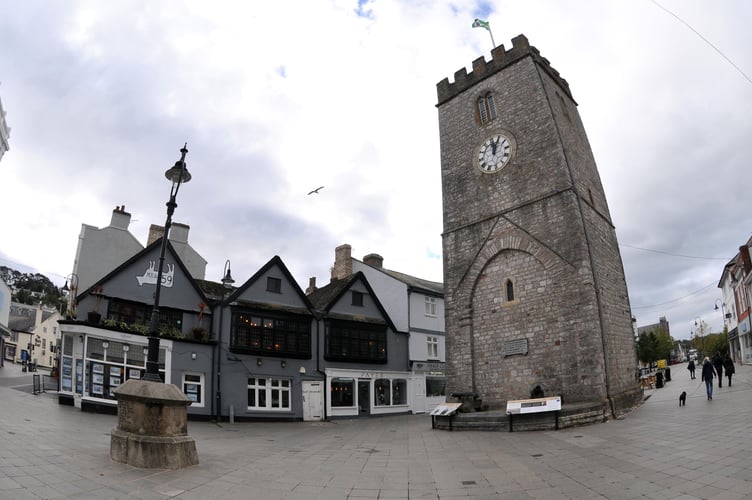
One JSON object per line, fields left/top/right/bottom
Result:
{"left": 723, "top": 354, "right": 735, "bottom": 387}
{"left": 687, "top": 359, "right": 696, "bottom": 379}
{"left": 713, "top": 351, "right": 724, "bottom": 388}
{"left": 701, "top": 357, "right": 715, "bottom": 400}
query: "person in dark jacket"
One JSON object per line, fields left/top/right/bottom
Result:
{"left": 687, "top": 359, "right": 696, "bottom": 379}
{"left": 713, "top": 352, "right": 724, "bottom": 388}
{"left": 723, "top": 355, "right": 735, "bottom": 387}
{"left": 701, "top": 357, "right": 715, "bottom": 400}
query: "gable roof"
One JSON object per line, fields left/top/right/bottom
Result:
{"left": 226, "top": 255, "right": 314, "bottom": 312}
{"left": 77, "top": 237, "right": 210, "bottom": 307}
{"left": 308, "top": 272, "right": 397, "bottom": 331}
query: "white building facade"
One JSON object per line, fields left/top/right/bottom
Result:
{"left": 324, "top": 244, "right": 446, "bottom": 413}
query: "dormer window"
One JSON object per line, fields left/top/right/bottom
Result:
{"left": 352, "top": 291, "right": 364, "bottom": 306}
{"left": 478, "top": 93, "right": 497, "bottom": 125}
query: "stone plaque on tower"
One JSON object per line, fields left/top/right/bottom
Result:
{"left": 436, "top": 34, "right": 641, "bottom": 418}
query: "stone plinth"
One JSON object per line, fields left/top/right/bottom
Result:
{"left": 110, "top": 379, "right": 198, "bottom": 469}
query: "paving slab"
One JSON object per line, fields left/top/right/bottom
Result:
{"left": 1, "top": 361, "right": 751, "bottom": 498}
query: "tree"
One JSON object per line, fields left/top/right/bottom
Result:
{"left": 636, "top": 329, "right": 674, "bottom": 365}
{"left": 1, "top": 265, "right": 67, "bottom": 312}
{"left": 637, "top": 331, "right": 660, "bottom": 365}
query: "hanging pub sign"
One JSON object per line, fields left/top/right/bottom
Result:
{"left": 136, "top": 261, "right": 175, "bottom": 287}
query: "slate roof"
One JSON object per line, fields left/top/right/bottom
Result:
{"left": 307, "top": 278, "right": 350, "bottom": 311}
{"left": 307, "top": 272, "right": 397, "bottom": 332}
{"left": 377, "top": 267, "right": 443, "bottom": 295}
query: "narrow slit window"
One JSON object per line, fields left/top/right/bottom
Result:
{"left": 505, "top": 279, "right": 515, "bottom": 302}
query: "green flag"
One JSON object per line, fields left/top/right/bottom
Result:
{"left": 472, "top": 18, "right": 490, "bottom": 31}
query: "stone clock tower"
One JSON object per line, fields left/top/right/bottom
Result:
{"left": 437, "top": 35, "right": 640, "bottom": 417}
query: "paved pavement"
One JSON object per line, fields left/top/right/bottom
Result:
{"left": 1, "top": 361, "right": 751, "bottom": 499}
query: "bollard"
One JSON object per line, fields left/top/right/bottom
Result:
{"left": 230, "top": 404, "right": 235, "bottom": 424}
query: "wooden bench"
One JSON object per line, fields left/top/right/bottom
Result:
{"left": 505, "top": 396, "right": 562, "bottom": 432}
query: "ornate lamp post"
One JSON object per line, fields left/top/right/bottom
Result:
{"left": 143, "top": 144, "right": 191, "bottom": 383}
{"left": 110, "top": 145, "right": 198, "bottom": 469}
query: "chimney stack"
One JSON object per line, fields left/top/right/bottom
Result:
{"left": 147, "top": 224, "right": 165, "bottom": 246}
{"left": 110, "top": 205, "right": 132, "bottom": 230}
{"left": 169, "top": 223, "right": 190, "bottom": 244}
{"left": 363, "top": 253, "right": 383, "bottom": 268}
{"left": 331, "top": 244, "right": 352, "bottom": 281}
{"left": 305, "top": 277, "right": 317, "bottom": 295}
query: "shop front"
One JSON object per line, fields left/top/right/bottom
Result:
{"left": 411, "top": 361, "right": 446, "bottom": 413}
{"left": 58, "top": 323, "right": 171, "bottom": 412}
{"left": 326, "top": 368, "right": 412, "bottom": 418}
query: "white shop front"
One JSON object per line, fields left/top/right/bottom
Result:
{"left": 57, "top": 324, "right": 172, "bottom": 411}
{"left": 325, "top": 367, "right": 413, "bottom": 418}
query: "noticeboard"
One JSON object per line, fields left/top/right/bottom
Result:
{"left": 429, "top": 402, "right": 462, "bottom": 416}
{"left": 506, "top": 396, "right": 561, "bottom": 415}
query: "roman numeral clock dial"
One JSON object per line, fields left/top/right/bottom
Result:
{"left": 476, "top": 134, "right": 513, "bottom": 173}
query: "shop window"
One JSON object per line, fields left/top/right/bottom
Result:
{"left": 247, "top": 377, "right": 291, "bottom": 411}
{"left": 426, "top": 377, "right": 446, "bottom": 397}
{"left": 392, "top": 379, "right": 407, "bottom": 405}
{"left": 183, "top": 372, "right": 204, "bottom": 407}
{"left": 87, "top": 338, "right": 105, "bottom": 360}
{"left": 77, "top": 338, "right": 161, "bottom": 398}
{"left": 375, "top": 379, "right": 391, "bottom": 406}
{"left": 374, "top": 378, "right": 407, "bottom": 406}
{"left": 331, "top": 378, "right": 355, "bottom": 407}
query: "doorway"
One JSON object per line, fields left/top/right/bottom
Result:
{"left": 302, "top": 381, "right": 324, "bottom": 421}
{"left": 358, "top": 380, "right": 370, "bottom": 415}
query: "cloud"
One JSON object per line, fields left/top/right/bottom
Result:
{"left": 1, "top": 0, "right": 750, "bottom": 340}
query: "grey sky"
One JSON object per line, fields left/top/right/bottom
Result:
{"left": 1, "top": 1, "right": 750, "bottom": 340}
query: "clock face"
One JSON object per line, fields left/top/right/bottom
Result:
{"left": 477, "top": 134, "right": 512, "bottom": 173}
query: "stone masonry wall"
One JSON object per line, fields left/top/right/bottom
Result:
{"left": 438, "top": 36, "right": 640, "bottom": 413}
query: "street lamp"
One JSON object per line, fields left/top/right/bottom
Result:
{"left": 714, "top": 299, "right": 731, "bottom": 328}
{"left": 693, "top": 317, "right": 706, "bottom": 358}
{"left": 61, "top": 273, "right": 79, "bottom": 318}
{"left": 143, "top": 144, "right": 192, "bottom": 383}
{"left": 214, "top": 259, "right": 235, "bottom": 421}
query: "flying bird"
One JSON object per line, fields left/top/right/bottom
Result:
{"left": 308, "top": 186, "right": 324, "bottom": 195}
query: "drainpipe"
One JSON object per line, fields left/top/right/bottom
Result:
{"left": 214, "top": 299, "right": 226, "bottom": 423}
{"left": 314, "top": 313, "right": 328, "bottom": 420}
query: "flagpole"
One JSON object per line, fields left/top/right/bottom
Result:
{"left": 472, "top": 19, "right": 496, "bottom": 49}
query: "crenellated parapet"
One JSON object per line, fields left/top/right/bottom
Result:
{"left": 436, "top": 34, "right": 574, "bottom": 105}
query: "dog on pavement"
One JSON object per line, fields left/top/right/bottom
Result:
{"left": 679, "top": 391, "right": 686, "bottom": 406}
